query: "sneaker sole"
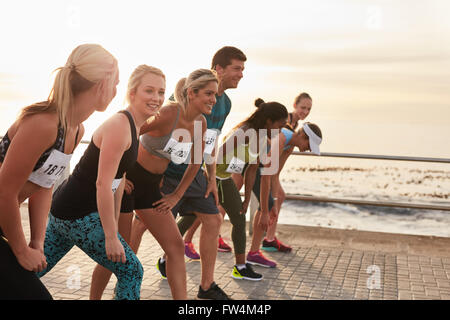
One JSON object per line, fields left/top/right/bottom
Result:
{"left": 155, "top": 263, "right": 167, "bottom": 279}
{"left": 261, "top": 246, "right": 278, "bottom": 252}
{"left": 246, "top": 260, "right": 276, "bottom": 268}
{"left": 185, "top": 255, "right": 201, "bottom": 260}
{"left": 231, "top": 273, "right": 263, "bottom": 281}
{"left": 218, "top": 248, "right": 232, "bottom": 252}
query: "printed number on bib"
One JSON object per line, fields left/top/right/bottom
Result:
{"left": 112, "top": 178, "right": 122, "bottom": 193}
{"left": 163, "top": 138, "right": 192, "bottom": 164}
{"left": 28, "top": 149, "right": 72, "bottom": 188}
{"left": 203, "top": 129, "right": 218, "bottom": 155}
{"left": 225, "top": 157, "right": 246, "bottom": 174}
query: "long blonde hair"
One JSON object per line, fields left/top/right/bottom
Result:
{"left": 173, "top": 69, "right": 218, "bottom": 111}
{"left": 126, "top": 65, "right": 165, "bottom": 104}
{"left": 19, "top": 44, "right": 118, "bottom": 132}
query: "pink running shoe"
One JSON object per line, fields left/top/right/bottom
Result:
{"left": 246, "top": 250, "right": 277, "bottom": 268}
{"left": 184, "top": 242, "right": 200, "bottom": 260}
{"left": 218, "top": 237, "right": 232, "bottom": 252}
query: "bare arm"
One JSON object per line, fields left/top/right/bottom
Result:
{"left": 0, "top": 115, "right": 56, "bottom": 271}
{"left": 28, "top": 186, "right": 53, "bottom": 252}
{"left": 153, "top": 116, "right": 207, "bottom": 211}
{"left": 95, "top": 114, "right": 131, "bottom": 263}
{"left": 270, "top": 147, "right": 292, "bottom": 200}
{"left": 259, "top": 133, "right": 285, "bottom": 229}
{"left": 242, "top": 163, "right": 258, "bottom": 214}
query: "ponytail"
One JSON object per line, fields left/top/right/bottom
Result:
{"left": 18, "top": 44, "right": 117, "bottom": 133}
{"left": 234, "top": 97, "right": 288, "bottom": 130}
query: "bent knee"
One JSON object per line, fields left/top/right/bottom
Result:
{"left": 166, "top": 237, "right": 185, "bottom": 258}
{"left": 200, "top": 213, "right": 223, "bottom": 230}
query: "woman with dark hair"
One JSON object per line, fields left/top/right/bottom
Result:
{"left": 246, "top": 119, "right": 323, "bottom": 268}
{"left": 234, "top": 92, "right": 314, "bottom": 253}
{"left": 214, "top": 98, "right": 288, "bottom": 280}
{"left": 164, "top": 98, "right": 288, "bottom": 281}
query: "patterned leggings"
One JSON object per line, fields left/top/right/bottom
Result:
{"left": 37, "top": 212, "right": 143, "bottom": 300}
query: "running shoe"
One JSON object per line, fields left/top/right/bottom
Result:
{"left": 185, "top": 241, "right": 200, "bottom": 260}
{"left": 231, "top": 263, "right": 263, "bottom": 281}
{"left": 156, "top": 257, "right": 167, "bottom": 279}
{"left": 218, "top": 237, "right": 232, "bottom": 252}
{"left": 197, "top": 282, "right": 231, "bottom": 300}
{"left": 246, "top": 250, "right": 277, "bottom": 268}
{"left": 262, "top": 237, "right": 292, "bottom": 252}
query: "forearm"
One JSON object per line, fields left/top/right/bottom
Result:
{"left": 96, "top": 185, "right": 118, "bottom": 239}
{"left": 28, "top": 187, "right": 53, "bottom": 245}
{"left": 205, "top": 161, "right": 217, "bottom": 183}
{"left": 113, "top": 176, "right": 125, "bottom": 219}
{"left": 243, "top": 164, "right": 257, "bottom": 203}
{"left": 259, "top": 174, "right": 271, "bottom": 214}
{"left": 173, "top": 163, "right": 202, "bottom": 197}
{"left": 270, "top": 174, "right": 281, "bottom": 199}
{"left": 0, "top": 196, "right": 28, "bottom": 254}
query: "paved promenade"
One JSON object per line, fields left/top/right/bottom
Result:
{"left": 20, "top": 204, "right": 450, "bottom": 300}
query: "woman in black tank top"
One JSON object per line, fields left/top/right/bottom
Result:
{"left": 38, "top": 64, "right": 161, "bottom": 300}
{"left": 0, "top": 44, "right": 118, "bottom": 300}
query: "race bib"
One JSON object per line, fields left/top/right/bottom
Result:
{"left": 225, "top": 156, "right": 246, "bottom": 174}
{"left": 163, "top": 138, "right": 192, "bottom": 164}
{"left": 203, "top": 129, "right": 218, "bottom": 155}
{"left": 112, "top": 178, "right": 122, "bottom": 193}
{"left": 28, "top": 149, "right": 72, "bottom": 188}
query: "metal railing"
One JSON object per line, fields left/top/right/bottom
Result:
{"left": 3, "top": 135, "right": 449, "bottom": 226}
{"left": 247, "top": 151, "right": 450, "bottom": 234}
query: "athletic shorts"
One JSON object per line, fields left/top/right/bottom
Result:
{"left": 121, "top": 162, "right": 163, "bottom": 213}
{"left": 162, "top": 169, "right": 219, "bottom": 218}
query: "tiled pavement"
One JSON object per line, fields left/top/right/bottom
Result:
{"left": 25, "top": 209, "right": 450, "bottom": 300}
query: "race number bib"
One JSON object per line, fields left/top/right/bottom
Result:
{"left": 111, "top": 178, "right": 122, "bottom": 193}
{"left": 163, "top": 138, "right": 192, "bottom": 164}
{"left": 225, "top": 156, "right": 246, "bottom": 174}
{"left": 203, "top": 129, "right": 218, "bottom": 155}
{"left": 28, "top": 149, "right": 72, "bottom": 188}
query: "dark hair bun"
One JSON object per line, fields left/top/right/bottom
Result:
{"left": 254, "top": 98, "right": 265, "bottom": 108}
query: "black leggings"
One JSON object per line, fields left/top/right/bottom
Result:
{"left": 0, "top": 236, "right": 53, "bottom": 300}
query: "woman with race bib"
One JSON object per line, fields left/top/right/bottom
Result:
{"left": 90, "top": 68, "right": 218, "bottom": 300}
{"left": 36, "top": 64, "right": 158, "bottom": 300}
{"left": 215, "top": 98, "right": 288, "bottom": 281}
{"left": 0, "top": 44, "right": 118, "bottom": 299}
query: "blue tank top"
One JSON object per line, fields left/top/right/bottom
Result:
{"left": 281, "top": 127, "right": 294, "bottom": 151}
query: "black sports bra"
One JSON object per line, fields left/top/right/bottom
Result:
{"left": 0, "top": 124, "right": 79, "bottom": 170}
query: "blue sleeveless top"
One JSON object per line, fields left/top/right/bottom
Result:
{"left": 281, "top": 127, "right": 294, "bottom": 151}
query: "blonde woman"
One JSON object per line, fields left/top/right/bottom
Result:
{"left": 36, "top": 63, "right": 159, "bottom": 300}
{"left": 0, "top": 44, "right": 118, "bottom": 299}
{"left": 123, "top": 69, "right": 217, "bottom": 300}
{"left": 89, "top": 66, "right": 208, "bottom": 300}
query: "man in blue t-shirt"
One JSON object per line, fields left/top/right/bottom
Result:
{"left": 158, "top": 46, "right": 247, "bottom": 300}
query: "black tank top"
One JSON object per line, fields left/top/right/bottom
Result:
{"left": 51, "top": 110, "right": 138, "bottom": 220}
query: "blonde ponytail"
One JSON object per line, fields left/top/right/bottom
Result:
{"left": 19, "top": 44, "right": 118, "bottom": 132}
